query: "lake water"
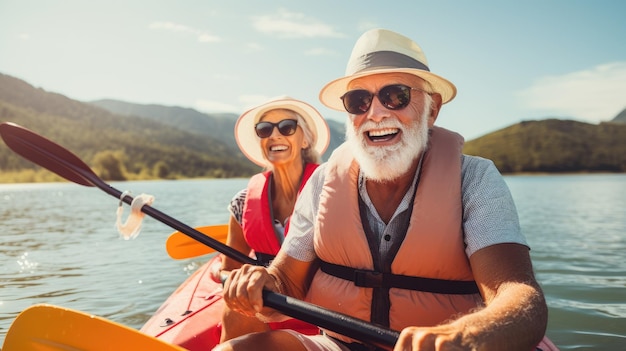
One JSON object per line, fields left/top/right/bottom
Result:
{"left": 1, "top": 175, "right": 625, "bottom": 350}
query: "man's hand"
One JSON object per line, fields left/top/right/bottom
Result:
{"left": 222, "top": 264, "right": 280, "bottom": 318}
{"left": 394, "top": 324, "right": 470, "bottom": 351}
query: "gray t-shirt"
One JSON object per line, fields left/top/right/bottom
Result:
{"left": 282, "top": 154, "right": 528, "bottom": 262}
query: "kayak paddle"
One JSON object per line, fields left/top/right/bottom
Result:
{"left": 0, "top": 122, "right": 254, "bottom": 265}
{"left": 2, "top": 304, "right": 187, "bottom": 351}
{"left": 0, "top": 122, "right": 400, "bottom": 348}
{"left": 166, "top": 224, "right": 228, "bottom": 259}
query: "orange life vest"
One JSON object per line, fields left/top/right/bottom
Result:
{"left": 306, "top": 127, "right": 483, "bottom": 343}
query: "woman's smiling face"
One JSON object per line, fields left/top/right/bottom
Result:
{"left": 258, "top": 109, "right": 307, "bottom": 167}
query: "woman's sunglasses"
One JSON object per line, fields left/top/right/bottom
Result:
{"left": 340, "top": 84, "right": 427, "bottom": 115}
{"left": 255, "top": 119, "right": 298, "bottom": 138}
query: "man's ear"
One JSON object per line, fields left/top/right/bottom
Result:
{"left": 428, "top": 93, "right": 443, "bottom": 127}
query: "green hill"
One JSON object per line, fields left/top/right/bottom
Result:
{"left": 89, "top": 99, "right": 346, "bottom": 161}
{"left": 0, "top": 73, "right": 259, "bottom": 182}
{"left": 2, "top": 72, "right": 623, "bottom": 182}
{"left": 90, "top": 99, "right": 240, "bottom": 147}
{"left": 0, "top": 72, "right": 346, "bottom": 183}
{"left": 463, "top": 119, "right": 626, "bottom": 173}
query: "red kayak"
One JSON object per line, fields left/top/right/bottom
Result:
{"left": 141, "top": 256, "right": 560, "bottom": 351}
{"left": 140, "top": 255, "right": 224, "bottom": 350}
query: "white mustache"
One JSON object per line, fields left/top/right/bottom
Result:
{"left": 357, "top": 119, "right": 404, "bottom": 135}
{"left": 346, "top": 116, "right": 429, "bottom": 182}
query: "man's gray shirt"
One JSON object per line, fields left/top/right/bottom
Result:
{"left": 282, "top": 155, "right": 528, "bottom": 262}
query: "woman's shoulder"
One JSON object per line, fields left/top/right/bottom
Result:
{"left": 228, "top": 188, "right": 248, "bottom": 223}
{"left": 233, "top": 187, "right": 248, "bottom": 201}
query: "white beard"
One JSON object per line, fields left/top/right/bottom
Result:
{"left": 345, "top": 103, "right": 431, "bottom": 182}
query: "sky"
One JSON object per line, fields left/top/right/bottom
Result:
{"left": 1, "top": 0, "right": 625, "bottom": 140}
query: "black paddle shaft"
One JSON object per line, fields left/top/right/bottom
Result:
{"left": 263, "top": 291, "right": 399, "bottom": 348}
{"left": 0, "top": 122, "right": 401, "bottom": 348}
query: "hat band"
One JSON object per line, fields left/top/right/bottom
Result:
{"left": 348, "top": 50, "right": 430, "bottom": 75}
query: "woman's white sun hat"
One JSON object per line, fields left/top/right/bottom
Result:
{"left": 235, "top": 96, "right": 330, "bottom": 167}
{"left": 319, "top": 28, "right": 457, "bottom": 111}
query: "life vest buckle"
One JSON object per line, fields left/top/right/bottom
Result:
{"left": 353, "top": 270, "right": 385, "bottom": 288}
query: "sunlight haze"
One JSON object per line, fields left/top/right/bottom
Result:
{"left": 1, "top": 0, "right": 624, "bottom": 140}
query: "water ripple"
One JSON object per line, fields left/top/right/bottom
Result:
{"left": 1, "top": 176, "right": 624, "bottom": 349}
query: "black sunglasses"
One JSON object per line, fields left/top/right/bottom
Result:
{"left": 340, "top": 84, "right": 428, "bottom": 115}
{"left": 255, "top": 119, "right": 298, "bottom": 138}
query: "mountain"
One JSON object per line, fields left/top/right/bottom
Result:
{"left": 2, "top": 72, "right": 624, "bottom": 182}
{"left": 89, "top": 99, "right": 346, "bottom": 161}
{"left": 89, "top": 99, "right": 240, "bottom": 147}
{"left": 0, "top": 73, "right": 345, "bottom": 183}
{"left": 612, "top": 108, "right": 626, "bottom": 123}
{"left": 463, "top": 119, "right": 626, "bottom": 173}
{"left": 0, "top": 72, "right": 259, "bottom": 181}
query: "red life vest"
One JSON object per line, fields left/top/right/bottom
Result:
{"left": 241, "top": 163, "right": 318, "bottom": 257}
{"left": 240, "top": 162, "right": 320, "bottom": 335}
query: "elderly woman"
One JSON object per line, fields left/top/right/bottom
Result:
{"left": 219, "top": 96, "right": 330, "bottom": 342}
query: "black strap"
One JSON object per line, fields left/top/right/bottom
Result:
{"left": 358, "top": 195, "right": 391, "bottom": 327}
{"left": 320, "top": 261, "right": 479, "bottom": 295}
{"left": 357, "top": 152, "right": 423, "bottom": 328}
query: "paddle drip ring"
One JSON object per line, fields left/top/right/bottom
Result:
{"left": 116, "top": 190, "right": 155, "bottom": 240}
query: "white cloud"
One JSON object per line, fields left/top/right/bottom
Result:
{"left": 245, "top": 42, "right": 264, "bottom": 52}
{"left": 517, "top": 62, "right": 626, "bottom": 122}
{"left": 357, "top": 20, "right": 379, "bottom": 32}
{"left": 149, "top": 21, "right": 221, "bottom": 43}
{"left": 149, "top": 21, "right": 191, "bottom": 32}
{"left": 19, "top": 33, "right": 30, "bottom": 40}
{"left": 197, "top": 33, "right": 220, "bottom": 43}
{"left": 253, "top": 9, "right": 344, "bottom": 38}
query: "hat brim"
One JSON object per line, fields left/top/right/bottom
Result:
{"left": 319, "top": 68, "right": 457, "bottom": 111}
{"left": 235, "top": 98, "right": 330, "bottom": 167}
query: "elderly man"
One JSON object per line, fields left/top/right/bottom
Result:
{"left": 216, "top": 29, "right": 557, "bottom": 351}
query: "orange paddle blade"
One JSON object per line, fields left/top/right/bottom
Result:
{"left": 166, "top": 224, "right": 228, "bottom": 259}
{"left": 2, "top": 304, "right": 187, "bottom": 351}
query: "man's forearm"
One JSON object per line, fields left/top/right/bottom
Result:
{"left": 451, "top": 282, "right": 548, "bottom": 350}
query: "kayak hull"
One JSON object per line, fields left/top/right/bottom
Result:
{"left": 141, "top": 255, "right": 224, "bottom": 350}
{"left": 142, "top": 257, "right": 560, "bottom": 351}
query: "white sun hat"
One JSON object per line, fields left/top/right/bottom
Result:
{"left": 234, "top": 96, "right": 331, "bottom": 167}
{"left": 319, "top": 28, "right": 457, "bottom": 111}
